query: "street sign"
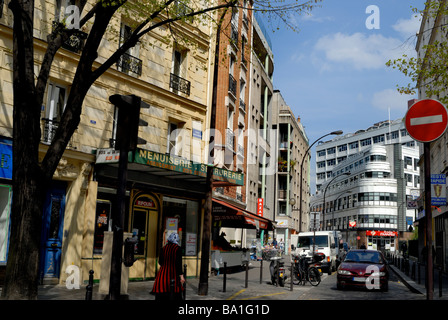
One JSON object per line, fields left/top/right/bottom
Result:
{"left": 431, "top": 174, "right": 446, "bottom": 206}
{"left": 405, "top": 99, "right": 448, "bottom": 142}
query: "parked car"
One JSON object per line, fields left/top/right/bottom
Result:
{"left": 336, "top": 249, "right": 389, "bottom": 292}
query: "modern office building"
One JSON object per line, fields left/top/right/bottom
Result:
{"left": 311, "top": 116, "right": 420, "bottom": 251}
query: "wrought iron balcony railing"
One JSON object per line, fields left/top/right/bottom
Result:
{"left": 226, "top": 128, "right": 235, "bottom": 151}
{"left": 117, "top": 52, "right": 143, "bottom": 76}
{"left": 228, "top": 74, "right": 237, "bottom": 97}
{"left": 41, "top": 118, "right": 73, "bottom": 147}
{"left": 170, "top": 73, "right": 191, "bottom": 96}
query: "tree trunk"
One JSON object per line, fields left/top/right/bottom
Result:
{"left": 1, "top": 0, "right": 47, "bottom": 300}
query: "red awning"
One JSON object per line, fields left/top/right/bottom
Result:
{"left": 212, "top": 199, "right": 273, "bottom": 230}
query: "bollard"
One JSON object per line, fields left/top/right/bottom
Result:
{"left": 275, "top": 260, "right": 279, "bottom": 287}
{"left": 183, "top": 264, "right": 187, "bottom": 300}
{"left": 290, "top": 263, "right": 293, "bottom": 291}
{"left": 260, "top": 259, "right": 263, "bottom": 284}
{"left": 245, "top": 261, "right": 249, "bottom": 288}
{"left": 411, "top": 261, "right": 416, "bottom": 280}
{"left": 223, "top": 262, "right": 227, "bottom": 292}
{"left": 85, "top": 269, "right": 94, "bottom": 300}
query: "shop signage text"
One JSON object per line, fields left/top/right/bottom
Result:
{"left": 366, "top": 230, "right": 397, "bottom": 237}
{"left": 134, "top": 149, "right": 244, "bottom": 186}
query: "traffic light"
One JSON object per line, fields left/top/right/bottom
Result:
{"left": 109, "top": 94, "right": 149, "bottom": 151}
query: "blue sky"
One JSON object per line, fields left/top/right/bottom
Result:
{"left": 264, "top": 0, "right": 425, "bottom": 191}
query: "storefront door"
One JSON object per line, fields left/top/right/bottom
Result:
{"left": 129, "top": 191, "right": 159, "bottom": 280}
{"left": 39, "top": 184, "right": 66, "bottom": 283}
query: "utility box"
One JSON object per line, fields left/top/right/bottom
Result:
{"left": 99, "top": 231, "right": 132, "bottom": 296}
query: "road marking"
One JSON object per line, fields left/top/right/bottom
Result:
{"left": 240, "top": 292, "right": 287, "bottom": 300}
{"left": 410, "top": 115, "right": 443, "bottom": 126}
{"left": 226, "top": 289, "right": 245, "bottom": 300}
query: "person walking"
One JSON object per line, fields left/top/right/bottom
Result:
{"left": 151, "top": 232, "right": 185, "bottom": 300}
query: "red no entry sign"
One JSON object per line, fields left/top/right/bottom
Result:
{"left": 405, "top": 99, "right": 448, "bottom": 142}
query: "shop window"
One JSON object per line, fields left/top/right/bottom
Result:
{"left": 162, "top": 197, "right": 199, "bottom": 256}
{"left": 93, "top": 200, "right": 111, "bottom": 255}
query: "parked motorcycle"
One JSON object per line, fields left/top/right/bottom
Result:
{"left": 269, "top": 256, "right": 287, "bottom": 287}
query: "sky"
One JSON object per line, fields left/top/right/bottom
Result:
{"left": 262, "top": 0, "right": 426, "bottom": 192}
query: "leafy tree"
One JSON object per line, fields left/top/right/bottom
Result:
{"left": 386, "top": 0, "right": 448, "bottom": 104}
{"left": 2, "top": 0, "right": 321, "bottom": 299}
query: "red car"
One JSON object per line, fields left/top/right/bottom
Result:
{"left": 336, "top": 249, "right": 389, "bottom": 292}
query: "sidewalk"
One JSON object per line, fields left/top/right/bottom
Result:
{"left": 388, "top": 255, "right": 448, "bottom": 300}
{"left": 38, "top": 259, "right": 313, "bottom": 300}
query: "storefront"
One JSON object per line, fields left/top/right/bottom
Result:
{"left": 0, "top": 138, "right": 12, "bottom": 285}
{"left": 364, "top": 230, "right": 398, "bottom": 252}
{"left": 211, "top": 198, "right": 274, "bottom": 271}
{"left": 93, "top": 148, "right": 245, "bottom": 281}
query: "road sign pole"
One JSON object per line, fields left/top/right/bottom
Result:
{"left": 424, "top": 142, "right": 433, "bottom": 300}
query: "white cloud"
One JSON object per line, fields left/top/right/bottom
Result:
{"left": 392, "top": 14, "right": 422, "bottom": 39}
{"left": 314, "top": 32, "right": 404, "bottom": 71}
{"left": 371, "top": 88, "right": 415, "bottom": 112}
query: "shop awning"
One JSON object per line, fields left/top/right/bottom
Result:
{"left": 212, "top": 199, "right": 274, "bottom": 230}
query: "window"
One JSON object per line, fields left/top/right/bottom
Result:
{"left": 373, "top": 135, "right": 384, "bottom": 144}
{"left": 117, "top": 23, "right": 142, "bottom": 75}
{"left": 170, "top": 47, "right": 190, "bottom": 95}
{"left": 167, "top": 122, "right": 184, "bottom": 157}
{"left": 55, "top": 0, "right": 78, "bottom": 23}
{"left": 338, "top": 144, "right": 347, "bottom": 152}
{"left": 361, "top": 138, "right": 371, "bottom": 147}
{"left": 93, "top": 200, "right": 111, "bottom": 255}
{"left": 43, "top": 83, "right": 67, "bottom": 144}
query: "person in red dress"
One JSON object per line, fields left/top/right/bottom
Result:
{"left": 151, "top": 232, "right": 185, "bottom": 300}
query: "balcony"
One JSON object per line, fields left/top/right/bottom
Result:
{"left": 226, "top": 128, "right": 235, "bottom": 151}
{"left": 239, "top": 99, "right": 246, "bottom": 112}
{"left": 117, "top": 52, "right": 142, "bottom": 76}
{"left": 228, "top": 74, "right": 237, "bottom": 97}
{"left": 52, "top": 21, "right": 87, "bottom": 53}
{"left": 41, "top": 118, "right": 73, "bottom": 147}
{"left": 170, "top": 73, "right": 191, "bottom": 96}
{"left": 231, "top": 26, "right": 239, "bottom": 47}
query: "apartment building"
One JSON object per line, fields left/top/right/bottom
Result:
{"left": 0, "top": 0, "right": 246, "bottom": 285}
{"left": 244, "top": 13, "right": 275, "bottom": 245}
{"left": 415, "top": 0, "right": 448, "bottom": 271}
{"left": 271, "top": 90, "right": 310, "bottom": 253}
{"left": 210, "top": 4, "right": 275, "bottom": 253}
{"left": 311, "top": 117, "right": 420, "bottom": 251}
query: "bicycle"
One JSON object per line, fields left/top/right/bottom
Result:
{"left": 292, "top": 253, "right": 323, "bottom": 286}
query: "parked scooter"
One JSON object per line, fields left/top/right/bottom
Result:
{"left": 269, "top": 256, "right": 287, "bottom": 287}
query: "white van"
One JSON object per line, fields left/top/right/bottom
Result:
{"left": 291, "top": 231, "right": 339, "bottom": 274}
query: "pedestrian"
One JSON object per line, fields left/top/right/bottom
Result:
{"left": 151, "top": 232, "right": 185, "bottom": 300}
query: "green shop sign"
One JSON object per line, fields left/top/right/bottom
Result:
{"left": 132, "top": 149, "right": 244, "bottom": 186}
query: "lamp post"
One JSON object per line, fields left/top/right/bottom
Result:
{"left": 298, "top": 130, "right": 343, "bottom": 232}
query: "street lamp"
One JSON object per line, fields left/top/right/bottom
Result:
{"left": 298, "top": 130, "right": 343, "bottom": 232}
